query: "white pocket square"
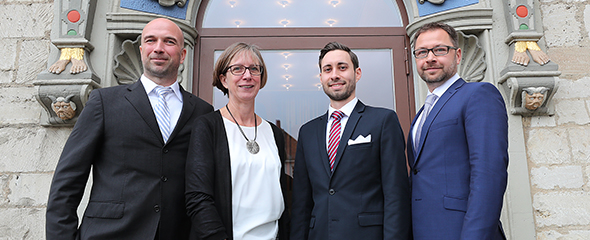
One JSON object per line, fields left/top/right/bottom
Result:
{"left": 348, "top": 134, "right": 371, "bottom": 145}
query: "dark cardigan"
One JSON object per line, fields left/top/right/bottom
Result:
{"left": 186, "top": 110, "right": 290, "bottom": 240}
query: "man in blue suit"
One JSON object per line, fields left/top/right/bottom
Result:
{"left": 291, "top": 42, "right": 411, "bottom": 240}
{"left": 408, "top": 22, "right": 509, "bottom": 240}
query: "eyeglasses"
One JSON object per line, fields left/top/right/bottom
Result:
{"left": 413, "top": 45, "right": 458, "bottom": 59}
{"left": 226, "top": 65, "right": 263, "bottom": 76}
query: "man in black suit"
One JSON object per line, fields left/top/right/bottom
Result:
{"left": 290, "top": 42, "right": 411, "bottom": 239}
{"left": 46, "top": 18, "right": 213, "bottom": 240}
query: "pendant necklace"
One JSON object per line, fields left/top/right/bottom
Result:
{"left": 226, "top": 105, "right": 259, "bottom": 154}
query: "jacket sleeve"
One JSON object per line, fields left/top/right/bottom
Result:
{"left": 185, "top": 116, "right": 228, "bottom": 240}
{"left": 380, "top": 110, "right": 412, "bottom": 239}
{"left": 289, "top": 126, "right": 313, "bottom": 240}
{"left": 460, "top": 83, "right": 509, "bottom": 239}
{"left": 46, "top": 90, "right": 105, "bottom": 240}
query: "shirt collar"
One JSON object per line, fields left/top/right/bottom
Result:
{"left": 431, "top": 73, "right": 460, "bottom": 98}
{"left": 328, "top": 97, "right": 358, "bottom": 119}
{"left": 140, "top": 75, "right": 183, "bottom": 102}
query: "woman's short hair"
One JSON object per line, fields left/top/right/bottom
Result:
{"left": 212, "top": 42, "right": 268, "bottom": 95}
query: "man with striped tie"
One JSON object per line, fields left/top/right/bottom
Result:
{"left": 46, "top": 18, "right": 213, "bottom": 240}
{"left": 291, "top": 42, "right": 411, "bottom": 240}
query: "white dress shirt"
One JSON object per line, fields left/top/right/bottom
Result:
{"left": 141, "top": 75, "right": 183, "bottom": 132}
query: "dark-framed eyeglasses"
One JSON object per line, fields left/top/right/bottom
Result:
{"left": 413, "top": 45, "right": 458, "bottom": 59}
{"left": 226, "top": 64, "right": 263, "bottom": 76}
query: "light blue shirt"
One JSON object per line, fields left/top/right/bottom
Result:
{"left": 141, "top": 75, "right": 183, "bottom": 132}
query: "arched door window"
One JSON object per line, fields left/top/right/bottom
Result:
{"left": 194, "top": 0, "right": 413, "bottom": 162}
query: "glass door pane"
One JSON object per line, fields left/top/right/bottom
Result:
{"left": 203, "top": 0, "right": 403, "bottom": 28}
{"left": 213, "top": 49, "right": 395, "bottom": 140}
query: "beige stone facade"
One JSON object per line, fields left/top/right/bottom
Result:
{"left": 0, "top": 0, "right": 589, "bottom": 239}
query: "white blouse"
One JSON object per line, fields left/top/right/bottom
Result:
{"left": 223, "top": 117, "right": 285, "bottom": 240}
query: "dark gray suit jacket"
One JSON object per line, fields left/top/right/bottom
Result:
{"left": 46, "top": 80, "right": 213, "bottom": 240}
{"left": 291, "top": 101, "right": 411, "bottom": 240}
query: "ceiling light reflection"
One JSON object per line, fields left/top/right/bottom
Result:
{"left": 326, "top": 19, "right": 336, "bottom": 27}
{"left": 280, "top": 19, "right": 290, "bottom": 27}
{"left": 283, "top": 84, "right": 293, "bottom": 90}
{"left": 279, "top": 0, "right": 289, "bottom": 7}
{"left": 281, "top": 52, "right": 292, "bottom": 59}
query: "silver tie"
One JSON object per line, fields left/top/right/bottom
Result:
{"left": 414, "top": 93, "right": 438, "bottom": 152}
{"left": 154, "top": 86, "right": 173, "bottom": 143}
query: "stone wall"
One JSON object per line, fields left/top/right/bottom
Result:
{"left": 0, "top": 1, "right": 69, "bottom": 239}
{"left": 526, "top": 0, "right": 590, "bottom": 239}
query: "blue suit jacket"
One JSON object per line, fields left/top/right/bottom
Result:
{"left": 291, "top": 101, "right": 411, "bottom": 240}
{"left": 407, "top": 79, "right": 508, "bottom": 240}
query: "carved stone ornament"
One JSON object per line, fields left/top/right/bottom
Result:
{"left": 457, "top": 32, "right": 486, "bottom": 82}
{"left": 50, "top": 94, "right": 77, "bottom": 120}
{"left": 113, "top": 35, "right": 184, "bottom": 84}
{"left": 498, "top": 71, "right": 559, "bottom": 116}
{"left": 34, "top": 80, "right": 100, "bottom": 126}
{"left": 499, "top": 0, "right": 561, "bottom": 116}
{"left": 419, "top": 0, "right": 445, "bottom": 4}
{"left": 157, "top": 0, "right": 187, "bottom": 7}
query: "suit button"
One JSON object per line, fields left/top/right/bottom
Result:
{"left": 413, "top": 169, "right": 419, "bottom": 175}
{"left": 163, "top": 149, "right": 169, "bottom": 153}
{"left": 161, "top": 176, "right": 168, "bottom": 182}
{"left": 329, "top": 189, "right": 335, "bottom": 195}
{"left": 154, "top": 204, "right": 160, "bottom": 213}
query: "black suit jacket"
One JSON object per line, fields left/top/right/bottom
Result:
{"left": 291, "top": 101, "right": 411, "bottom": 240}
{"left": 46, "top": 80, "right": 213, "bottom": 240}
{"left": 185, "top": 111, "right": 290, "bottom": 240}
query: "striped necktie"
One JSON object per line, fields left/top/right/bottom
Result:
{"left": 328, "top": 111, "right": 344, "bottom": 171}
{"left": 154, "top": 86, "right": 173, "bottom": 143}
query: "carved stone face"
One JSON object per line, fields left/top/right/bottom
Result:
{"left": 52, "top": 101, "right": 76, "bottom": 120}
{"left": 525, "top": 92, "right": 545, "bottom": 110}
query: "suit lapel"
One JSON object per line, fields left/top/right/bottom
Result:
{"left": 408, "top": 108, "right": 422, "bottom": 167}
{"left": 414, "top": 79, "right": 466, "bottom": 165}
{"left": 167, "top": 86, "right": 195, "bottom": 144}
{"left": 331, "top": 101, "right": 365, "bottom": 176}
{"left": 316, "top": 112, "right": 332, "bottom": 177}
{"left": 125, "top": 80, "right": 164, "bottom": 144}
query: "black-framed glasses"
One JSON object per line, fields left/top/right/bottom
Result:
{"left": 413, "top": 45, "right": 458, "bottom": 59}
{"left": 227, "top": 64, "right": 263, "bottom": 76}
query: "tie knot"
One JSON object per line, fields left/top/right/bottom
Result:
{"left": 425, "top": 94, "right": 438, "bottom": 106}
{"left": 332, "top": 110, "right": 344, "bottom": 120}
{"left": 155, "top": 86, "right": 173, "bottom": 97}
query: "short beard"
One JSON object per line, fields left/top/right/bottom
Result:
{"left": 420, "top": 56, "right": 457, "bottom": 84}
{"left": 324, "top": 83, "right": 355, "bottom": 101}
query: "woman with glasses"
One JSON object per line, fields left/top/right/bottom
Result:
{"left": 185, "top": 42, "right": 290, "bottom": 240}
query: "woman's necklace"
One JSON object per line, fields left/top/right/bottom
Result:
{"left": 226, "top": 105, "right": 259, "bottom": 154}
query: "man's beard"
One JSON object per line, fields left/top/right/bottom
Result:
{"left": 324, "top": 82, "right": 356, "bottom": 101}
{"left": 420, "top": 56, "right": 457, "bottom": 84}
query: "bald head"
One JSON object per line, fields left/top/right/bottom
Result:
{"left": 139, "top": 18, "right": 187, "bottom": 86}
{"left": 141, "top": 18, "right": 184, "bottom": 45}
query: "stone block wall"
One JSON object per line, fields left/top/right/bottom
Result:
{"left": 0, "top": 1, "right": 67, "bottom": 239}
{"left": 526, "top": 1, "right": 590, "bottom": 239}
{"left": 1, "top": 0, "right": 590, "bottom": 239}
